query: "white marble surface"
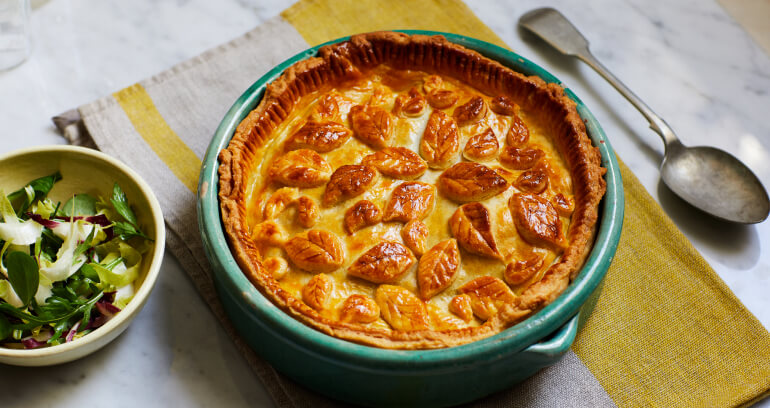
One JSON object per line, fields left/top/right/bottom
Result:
{"left": 0, "top": 0, "right": 768, "bottom": 407}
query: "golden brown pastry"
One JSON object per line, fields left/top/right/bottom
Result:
{"left": 218, "top": 32, "right": 605, "bottom": 349}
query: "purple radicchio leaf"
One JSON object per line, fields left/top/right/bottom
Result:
{"left": 95, "top": 301, "right": 121, "bottom": 318}
{"left": 26, "top": 213, "right": 60, "bottom": 229}
{"left": 88, "top": 315, "right": 106, "bottom": 330}
{"left": 89, "top": 301, "right": 122, "bottom": 329}
{"left": 103, "top": 292, "right": 116, "bottom": 304}
{"left": 21, "top": 337, "right": 48, "bottom": 349}
{"left": 84, "top": 214, "right": 111, "bottom": 227}
{"left": 52, "top": 214, "right": 110, "bottom": 225}
{"left": 21, "top": 330, "right": 52, "bottom": 349}
{"left": 50, "top": 213, "right": 114, "bottom": 240}
{"left": 65, "top": 321, "right": 81, "bottom": 343}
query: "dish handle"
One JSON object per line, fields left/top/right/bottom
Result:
{"left": 521, "top": 312, "right": 579, "bottom": 359}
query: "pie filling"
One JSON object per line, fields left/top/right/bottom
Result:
{"left": 219, "top": 32, "right": 606, "bottom": 349}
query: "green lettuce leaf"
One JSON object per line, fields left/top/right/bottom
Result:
{"left": 7, "top": 172, "right": 62, "bottom": 216}
{"left": 61, "top": 194, "right": 97, "bottom": 217}
{"left": 5, "top": 251, "right": 39, "bottom": 307}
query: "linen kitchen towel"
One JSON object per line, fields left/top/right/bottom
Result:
{"left": 54, "top": 0, "right": 770, "bottom": 406}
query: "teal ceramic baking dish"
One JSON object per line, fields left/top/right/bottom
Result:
{"left": 198, "top": 31, "right": 624, "bottom": 407}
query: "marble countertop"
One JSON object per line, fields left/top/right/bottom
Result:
{"left": 1, "top": 0, "right": 768, "bottom": 406}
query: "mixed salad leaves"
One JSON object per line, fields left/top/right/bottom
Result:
{"left": 0, "top": 172, "right": 152, "bottom": 349}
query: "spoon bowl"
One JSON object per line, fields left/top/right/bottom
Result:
{"left": 662, "top": 142, "right": 769, "bottom": 223}
{"left": 519, "top": 7, "right": 770, "bottom": 224}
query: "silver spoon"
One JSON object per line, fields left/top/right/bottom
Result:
{"left": 519, "top": 7, "right": 770, "bottom": 224}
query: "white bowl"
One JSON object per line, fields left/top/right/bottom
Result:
{"left": 0, "top": 145, "right": 165, "bottom": 366}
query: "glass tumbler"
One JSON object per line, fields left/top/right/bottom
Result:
{"left": 0, "top": 0, "right": 31, "bottom": 70}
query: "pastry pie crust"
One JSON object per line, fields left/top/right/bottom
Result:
{"left": 219, "top": 32, "right": 606, "bottom": 349}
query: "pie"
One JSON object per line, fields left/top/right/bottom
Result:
{"left": 218, "top": 32, "right": 606, "bottom": 349}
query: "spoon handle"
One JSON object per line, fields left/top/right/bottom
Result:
{"left": 518, "top": 8, "right": 680, "bottom": 150}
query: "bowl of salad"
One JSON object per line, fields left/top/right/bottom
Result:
{"left": 0, "top": 145, "right": 165, "bottom": 366}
